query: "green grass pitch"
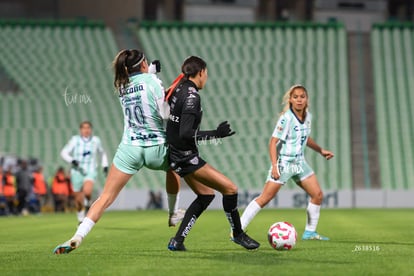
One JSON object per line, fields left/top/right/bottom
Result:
{"left": 1, "top": 209, "right": 413, "bottom": 275}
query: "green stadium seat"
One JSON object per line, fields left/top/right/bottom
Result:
{"left": 371, "top": 25, "right": 414, "bottom": 190}
{"left": 137, "top": 23, "right": 352, "bottom": 190}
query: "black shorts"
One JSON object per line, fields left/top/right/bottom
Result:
{"left": 168, "top": 146, "right": 206, "bottom": 177}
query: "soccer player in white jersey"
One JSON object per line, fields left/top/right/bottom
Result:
{"left": 53, "top": 49, "right": 183, "bottom": 254}
{"left": 61, "top": 121, "right": 108, "bottom": 223}
{"left": 240, "top": 84, "right": 334, "bottom": 240}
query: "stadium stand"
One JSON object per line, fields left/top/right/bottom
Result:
{"left": 0, "top": 20, "right": 127, "bottom": 187}
{"left": 138, "top": 22, "right": 352, "bottom": 190}
{"left": 371, "top": 23, "right": 414, "bottom": 190}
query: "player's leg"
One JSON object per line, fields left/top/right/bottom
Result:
{"left": 297, "top": 172, "right": 329, "bottom": 240}
{"left": 53, "top": 164, "right": 132, "bottom": 254}
{"left": 240, "top": 180, "right": 283, "bottom": 231}
{"left": 145, "top": 144, "right": 184, "bottom": 226}
{"left": 82, "top": 179, "right": 94, "bottom": 214}
{"left": 71, "top": 170, "right": 86, "bottom": 223}
{"left": 166, "top": 169, "right": 184, "bottom": 227}
{"left": 73, "top": 191, "right": 85, "bottom": 223}
{"left": 168, "top": 177, "right": 215, "bottom": 251}
{"left": 240, "top": 164, "right": 287, "bottom": 230}
{"left": 189, "top": 163, "right": 260, "bottom": 250}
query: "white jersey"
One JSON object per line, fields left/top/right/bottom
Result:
{"left": 119, "top": 72, "right": 169, "bottom": 147}
{"left": 61, "top": 135, "right": 108, "bottom": 172}
{"left": 272, "top": 108, "right": 312, "bottom": 160}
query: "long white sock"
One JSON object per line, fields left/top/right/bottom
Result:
{"left": 73, "top": 217, "right": 95, "bottom": 239}
{"left": 77, "top": 209, "right": 85, "bottom": 223}
{"left": 305, "top": 202, "right": 321, "bottom": 232}
{"left": 167, "top": 193, "right": 179, "bottom": 215}
{"left": 240, "top": 200, "right": 261, "bottom": 231}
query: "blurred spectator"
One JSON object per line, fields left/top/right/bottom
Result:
{"left": 15, "top": 160, "right": 32, "bottom": 215}
{"left": 2, "top": 166, "right": 16, "bottom": 215}
{"left": 0, "top": 167, "right": 5, "bottom": 215}
{"left": 52, "top": 167, "right": 70, "bottom": 212}
{"left": 146, "top": 190, "right": 163, "bottom": 210}
{"left": 32, "top": 166, "right": 48, "bottom": 213}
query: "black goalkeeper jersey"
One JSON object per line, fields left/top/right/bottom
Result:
{"left": 167, "top": 80, "right": 203, "bottom": 152}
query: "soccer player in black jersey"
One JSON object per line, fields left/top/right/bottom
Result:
{"left": 166, "top": 56, "right": 260, "bottom": 251}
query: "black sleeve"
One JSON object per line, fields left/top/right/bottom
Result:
{"left": 179, "top": 113, "right": 217, "bottom": 141}
{"left": 179, "top": 113, "right": 197, "bottom": 140}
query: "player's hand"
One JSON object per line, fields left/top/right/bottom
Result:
{"left": 148, "top": 60, "right": 161, "bottom": 74}
{"left": 215, "top": 121, "right": 236, "bottom": 138}
{"left": 71, "top": 160, "right": 79, "bottom": 168}
{"left": 103, "top": 166, "right": 108, "bottom": 176}
{"left": 271, "top": 164, "right": 280, "bottom": 180}
{"left": 321, "top": 149, "right": 334, "bottom": 160}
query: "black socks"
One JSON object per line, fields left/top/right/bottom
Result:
{"left": 175, "top": 194, "right": 215, "bottom": 242}
{"left": 223, "top": 194, "right": 243, "bottom": 237}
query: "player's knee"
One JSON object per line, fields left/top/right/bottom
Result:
{"left": 223, "top": 182, "right": 238, "bottom": 195}
{"left": 312, "top": 190, "right": 323, "bottom": 204}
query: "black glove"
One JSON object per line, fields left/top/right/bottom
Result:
{"left": 215, "top": 121, "right": 235, "bottom": 138}
{"left": 103, "top": 166, "right": 108, "bottom": 176}
{"left": 71, "top": 160, "right": 79, "bottom": 168}
{"left": 148, "top": 60, "right": 161, "bottom": 73}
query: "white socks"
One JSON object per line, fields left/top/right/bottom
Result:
{"left": 305, "top": 202, "right": 321, "bottom": 232}
{"left": 167, "top": 193, "right": 179, "bottom": 215}
{"left": 77, "top": 209, "right": 85, "bottom": 223}
{"left": 240, "top": 200, "right": 262, "bottom": 231}
{"left": 73, "top": 217, "right": 95, "bottom": 240}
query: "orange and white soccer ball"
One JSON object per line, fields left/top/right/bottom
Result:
{"left": 267, "top": 221, "right": 297, "bottom": 250}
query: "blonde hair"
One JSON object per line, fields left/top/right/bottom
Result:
{"left": 281, "top": 84, "right": 309, "bottom": 115}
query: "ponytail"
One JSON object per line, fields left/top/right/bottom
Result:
{"left": 113, "top": 49, "right": 146, "bottom": 91}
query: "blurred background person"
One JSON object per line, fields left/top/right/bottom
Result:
{"left": 60, "top": 121, "right": 108, "bottom": 223}
{"left": 0, "top": 167, "right": 5, "bottom": 215}
{"left": 32, "top": 166, "right": 48, "bottom": 213}
{"left": 52, "top": 167, "right": 70, "bottom": 212}
{"left": 15, "top": 160, "right": 32, "bottom": 215}
{"left": 2, "top": 166, "right": 16, "bottom": 215}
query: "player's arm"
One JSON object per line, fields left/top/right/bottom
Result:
{"left": 60, "top": 137, "right": 78, "bottom": 167}
{"left": 269, "top": 136, "right": 280, "bottom": 180}
{"left": 306, "top": 137, "right": 334, "bottom": 160}
{"left": 179, "top": 94, "right": 234, "bottom": 141}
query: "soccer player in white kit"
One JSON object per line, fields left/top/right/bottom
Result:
{"left": 53, "top": 49, "right": 183, "bottom": 254}
{"left": 240, "top": 84, "right": 334, "bottom": 240}
{"left": 61, "top": 121, "right": 108, "bottom": 223}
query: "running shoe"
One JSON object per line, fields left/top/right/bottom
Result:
{"left": 53, "top": 237, "right": 82, "bottom": 254}
{"left": 167, "top": 237, "right": 186, "bottom": 251}
{"left": 168, "top": 209, "right": 186, "bottom": 227}
{"left": 302, "top": 230, "right": 330, "bottom": 240}
{"left": 232, "top": 232, "right": 260, "bottom": 250}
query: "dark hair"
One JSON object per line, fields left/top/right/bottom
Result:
{"left": 113, "top": 49, "right": 146, "bottom": 90}
{"left": 79, "top": 120, "right": 93, "bottom": 129}
{"left": 181, "top": 56, "right": 207, "bottom": 79}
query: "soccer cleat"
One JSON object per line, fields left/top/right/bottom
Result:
{"left": 53, "top": 238, "right": 82, "bottom": 254}
{"left": 167, "top": 237, "right": 187, "bottom": 251}
{"left": 232, "top": 232, "right": 260, "bottom": 250}
{"left": 302, "top": 230, "right": 330, "bottom": 240}
{"left": 168, "top": 209, "right": 186, "bottom": 227}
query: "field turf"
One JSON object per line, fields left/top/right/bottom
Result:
{"left": 0, "top": 209, "right": 413, "bottom": 275}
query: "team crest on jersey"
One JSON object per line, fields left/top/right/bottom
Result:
{"left": 189, "top": 156, "right": 199, "bottom": 165}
